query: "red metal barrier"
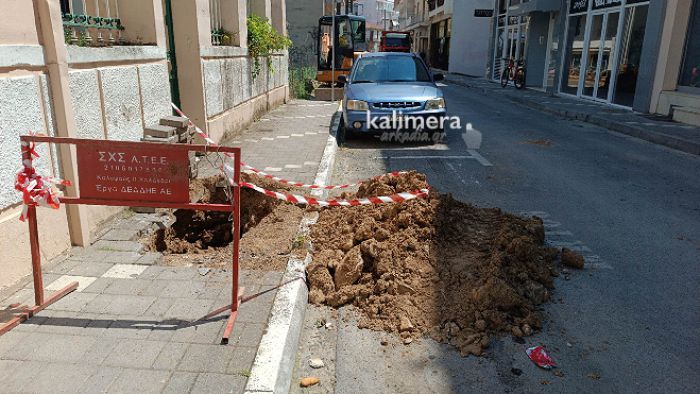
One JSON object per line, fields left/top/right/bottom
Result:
{"left": 1, "top": 136, "right": 243, "bottom": 344}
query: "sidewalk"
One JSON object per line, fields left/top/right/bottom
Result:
{"left": 445, "top": 74, "right": 700, "bottom": 156}
{"left": 0, "top": 99, "right": 337, "bottom": 393}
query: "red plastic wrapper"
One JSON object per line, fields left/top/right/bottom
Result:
{"left": 526, "top": 346, "right": 557, "bottom": 369}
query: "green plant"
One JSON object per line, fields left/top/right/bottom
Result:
{"left": 238, "top": 370, "right": 251, "bottom": 378}
{"left": 64, "top": 27, "right": 73, "bottom": 45}
{"left": 76, "top": 31, "right": 90, "bottom": 47}
{"left": 247, "top": 15, "right": 291, "bottom": 79}
{"left": 289, "top": 66, "right": 316, "bottom": 99}
{"left": 292, "top": 233, "right": 307, "bottom": 249}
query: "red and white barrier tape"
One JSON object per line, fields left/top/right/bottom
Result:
{"left": 15, "top": 135, "right": 71, "bottom": 221}
{"left": 173, "top": 103, "right": 430, "bottom": 206}
{"left": 241, "top": 180, "right": 429, "bottom": 206}
{"left": 240, "top": 162, "right": 411, "bottom": 190}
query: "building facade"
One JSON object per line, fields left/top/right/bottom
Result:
{"left": 394, "top": 0, "right": 431, "bottom": 56}
{"left": 489, "top": 0, "right": 700, "bottom": 125}
{"left": 0, "top": 0, "right": 289, "bottom": 290}
{"left": 651, "top": 0, "right": 700, "bottom": 125}
{"left": 490, "top": 0, "right": 564, "bottom": 90}
{"left": 426, "top": 0, "right": 453, "bottom": 70}
{"left": 287, "top": 0, "right": 326, "bottom": 67}
{"left": 395, "top": 0, "right": 492, "bottom": 75}
{"left": 359, "top": 0, "right": 399, "bottom": 51}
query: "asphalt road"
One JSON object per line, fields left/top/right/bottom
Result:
{"left": 293, "top": 81, "right": 700, "bottom": 393}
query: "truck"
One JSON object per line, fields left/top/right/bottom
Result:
{"left": 379, "top": 31, "right": 412, "bottom": 53}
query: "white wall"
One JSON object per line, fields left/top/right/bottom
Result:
{"left": 448, "top": 0, "right": 493, "bottom": 77}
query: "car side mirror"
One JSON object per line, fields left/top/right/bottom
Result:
{"left": 338, "top": 75, "right": 347, "bottom": 84}
{"left": 433, "top": 73, "right": 444, "bottom": 81}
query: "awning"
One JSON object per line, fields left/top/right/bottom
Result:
{"left": 508, "top": 0, "right": 562, "bottom": 16}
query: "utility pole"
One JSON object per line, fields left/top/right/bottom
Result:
{"left": 331, "top": 2, "right": 336, "bottom": 102}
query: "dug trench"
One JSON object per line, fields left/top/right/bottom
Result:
{"left": 147, "top": 173, "right": 305, "bottom": 271}
{"left": 147, "top": 171, "right": 582, "bottom": 357}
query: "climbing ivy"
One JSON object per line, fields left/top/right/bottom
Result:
{"left": 247, "top": 15, "right": 291, "bottom": 79}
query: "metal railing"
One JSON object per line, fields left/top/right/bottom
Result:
{"left": 210, "top": 0, "right": 226, "bottom": 45}
{"left": 62, "top": 0, "right": 123, "bottom": 45}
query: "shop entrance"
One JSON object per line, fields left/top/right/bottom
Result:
{"left": 580, "top": 10, "right": 620, "bottom": 101}
{"left": 560, "top": 2, "right": 649, "bottom": 107}
{"left": 493, "top": 16, "right": 528, "bottom": 81}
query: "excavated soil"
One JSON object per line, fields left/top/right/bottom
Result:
{"left": 148, "top": 174, "right": 303, "bottom": 271}
{"left": 307, "top": 171, "right": 565, "bottom": 356}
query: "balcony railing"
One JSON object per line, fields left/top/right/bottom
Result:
{"left": 210, "top": 0, "right": 234, "bottom": 46}
{"left": 61, "top": 0, "right": 123, "bottom": 45}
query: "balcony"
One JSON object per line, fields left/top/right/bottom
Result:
{"left": 61, "top": 0, "right": 124, "bottom": 46}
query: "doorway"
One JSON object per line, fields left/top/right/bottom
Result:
{"left": 581, "top": 11, "right": 620, "bottom": 101}
{"left": 163, "top": 0, "right": 181, "bottom": 108}
{"left": 560, "top": 3, "right": 649, "bottom": 107}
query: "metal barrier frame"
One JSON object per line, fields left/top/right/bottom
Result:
{"left": 0, "top": 136, "right": 243, "bottom": 344}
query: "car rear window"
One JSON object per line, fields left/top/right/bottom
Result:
{"left": 352, "top": 56, "right": 431, "bottom": 83}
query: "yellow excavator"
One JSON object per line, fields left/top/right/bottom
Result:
{"left": 316, "top": 14, "right": 367, "bottom": 85}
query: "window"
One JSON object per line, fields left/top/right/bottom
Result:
{"left": 498, "top": 0, "right": 507, "bottom": 15}
{"left": 351, "top": 56, "right": 431, "bottom": 82}
{"left": 561, "top": 15, "right": 587, "bottom": 95}
{"left": 612, "top": 5, "right": 649, "bottom": 105}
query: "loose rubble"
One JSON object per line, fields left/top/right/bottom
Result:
{"left": 306, "top": 171, "right": 578, "bottom": 356}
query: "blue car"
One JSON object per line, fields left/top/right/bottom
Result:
{"left": 338, "top": 52, "right": 446, "bottom": 141}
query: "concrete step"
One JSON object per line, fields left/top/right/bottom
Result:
{"left": 144, "top": 124, "right": 177, "bottom": 138}
{"left": 141, "top": 134, "right": 178, "bottom": 143}
{"left": 178, "top": 131, "right": 192, "bottom": 143}
{"left": 672, "top": 106, "right": 700, "bottom": 127}
{"left": 160, "top": 115, "right": 190, "bottom": 129}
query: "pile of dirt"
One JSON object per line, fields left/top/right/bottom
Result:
{"left": 148, "top": 173, "right": 303, "bottom": 271}
{"left": 307, "top": 171, "right": 564, "bottom": 356}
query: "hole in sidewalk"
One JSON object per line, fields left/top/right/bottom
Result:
{"left": 145, "top": 174, "right": 304, "bottom": 271}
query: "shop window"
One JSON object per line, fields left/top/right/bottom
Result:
{"left": 545, "top": 13, "right": 562, "bottom": 89}
{"left": 679, "top": 2, "right": 700, "bottom": 87}
{"left": 612, "top": 5, "right": 648, "bottom": 106}
{"left": 561, "top": 15, "right": 587, "bottom": 95}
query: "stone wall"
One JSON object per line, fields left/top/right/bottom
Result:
{"left": 0, "top": 55, "right": 172, "bottom": 290}
{"left": 202, "top": 50, "right": 289, "bottom": 141}
{"left": 66, "top": 60, "right": 172, "bottom": 229}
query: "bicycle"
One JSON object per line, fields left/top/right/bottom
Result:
{"left": 500, "top": 58, "right": 526, "bottom": 90}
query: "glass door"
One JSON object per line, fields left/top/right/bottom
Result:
{"left": 581, "top": 11, "right": 621, "bottom": 101}
{"left": 507, "top": 25, "right": 519, "bottom": 61}
{"left": 581, "top": 14, "right": 604, "bottom": 98}
{"left": 561, "top": 14, "right": 587, "bottom": 95}
{"left": 596, "top": 12, "right": 620, "bottom": 101}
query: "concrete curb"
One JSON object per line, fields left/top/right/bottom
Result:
{"left": 447, "top": 76, "right": 700, "bottom": 156}
{"left": 243, "top": 105, "right": 341, "bottom": 394}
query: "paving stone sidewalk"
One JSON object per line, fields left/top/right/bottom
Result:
{"left": 222, "top": 99, "right": 339, "bottom": 183}
{"left": 445, "top": 73, "right": 700, "bottom": 156}
{"left": 0, "top": 99, "right": 337, "bottom": 393}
